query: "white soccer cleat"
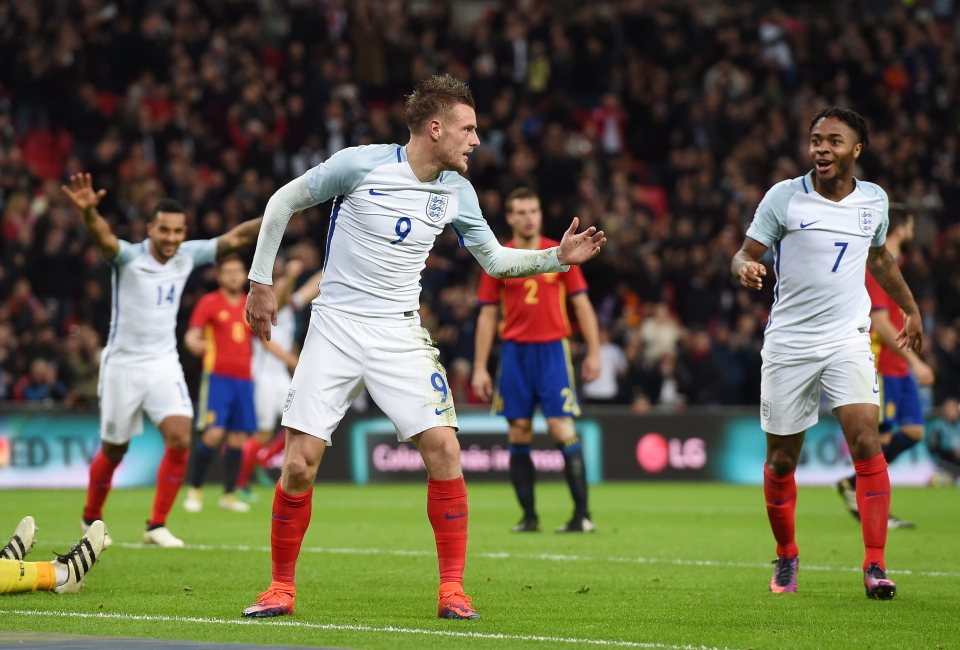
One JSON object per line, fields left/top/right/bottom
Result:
{"left": 55, "top": 520, "right": 106, "bottom": 594}
{"left": 143, "top": 526, "right": 185, "bottom": 548}
{"left": 82, "top": 520, "right": 113, "bottom": 548}
{"left": 184, "top": 487, "right": 204, "bottom": 513}
{"left": 218, "top": 493, "right": 251, "bottom": 513}
{"left": 1, "top": 516, "right": 37, "bottom": 560}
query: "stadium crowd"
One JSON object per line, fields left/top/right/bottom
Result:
{"left": 1, "top": 0, "right": 958, "bottom": 412}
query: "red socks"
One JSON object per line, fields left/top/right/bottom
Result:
{"left": 83, "top": 451, "right": 121, "bottom": 522}
{"left": 148, "top": 447, "right": 188, "bottom": 528}
{"left": 271, "top": 484, "right": 313, "bottom": 586}
{"left": 427, "top": 476, "right": 469, "bottom": 585}
{"left": 237, "top": 438, "right": 264, "bottom": 490}
{"left": 854, "top": 453, "right": 890, "bottom": 570}
{"left": 263, "top": 434, "right": 286, "bottom": 463}
{"left": 763, "top": 464, "right": 798, "bottom": 558}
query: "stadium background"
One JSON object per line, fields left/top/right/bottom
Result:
{"left": 1, "top": 0, "right": 958, "bottom": 488}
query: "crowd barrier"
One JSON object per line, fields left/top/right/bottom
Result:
{"left": 0, "top": 406, "right": 937, "bottom": 488}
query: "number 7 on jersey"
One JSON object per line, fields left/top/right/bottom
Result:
{"left": 832, "top": 241, "right": 848, "bottom": 273}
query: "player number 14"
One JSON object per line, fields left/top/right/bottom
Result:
{"left": 156, "top": 284, "right": 176, "bottom": 305}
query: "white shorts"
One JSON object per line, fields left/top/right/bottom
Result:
{"left": 98, "top": 359, "right": 193, "bottom": 444}
{"left": 255, "top": 372, "right": 292, "bottom": 431}
{"left": 760, "top": 335, "right": 879, "bottom": 435}
{"left": 281, "top": 308, "right": 458, "bottom": 444}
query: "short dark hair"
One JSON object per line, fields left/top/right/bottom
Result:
{"left": 888, "top": 202, "right": 913, "bottom": 232}
{"left": 404, "top": 74, "right": 475, "bottom": 134}
{"left": 505, "top": 187, "right": 540, "bottom": 213}
{"left": 217, "top": 253, "right": 245, "bottom": 269}
{"left": 153, "top": 198, "right": 186, "bottom": 219}
{"left": 809, "top": 106, "right": 869, "bottom": 146}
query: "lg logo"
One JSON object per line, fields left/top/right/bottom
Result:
{"left": 635, "top": 433, "right": 707, "bottom": 473}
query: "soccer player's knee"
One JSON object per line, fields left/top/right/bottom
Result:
{"left": 282, "top": 454, "right": 317, "bottom": 486}
{"left": 102, "top": 442, "right": 128, "bottom": 463}
{"left": 847, "top": 431, "right": 881, "bottom": 459}
{"left": 766, "top": 447, "right": 798, "bottom": 475}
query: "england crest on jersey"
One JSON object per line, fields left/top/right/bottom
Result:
{"left": 858, "top": 208, "right": 875, "bottom": 235}
{"left": 426, "top": 193, "right": 449, "bottom": 222}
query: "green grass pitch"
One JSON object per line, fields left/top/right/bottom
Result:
{"left": 2, "top": 482, "right": 958, "bottom": 649}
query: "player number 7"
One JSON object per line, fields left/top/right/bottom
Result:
{"left": 832, "top": 241, "right": 848, "bottom": 273}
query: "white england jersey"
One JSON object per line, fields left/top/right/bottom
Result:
{"left": 746, "top": 171, "right": 888, "bottom": 353}
{"left": 103, "top": 238, "right": 218, "bottom": 366}
{"left": 305, "top": 144, "right": 495, "bottom": 318}
{"left": 252, "top": 303, "right": 295, "bottom": 381}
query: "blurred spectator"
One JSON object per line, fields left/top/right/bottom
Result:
{"left": 582, "top": 327, "right": 628, "bottom": 404}
{"left": 928, "top": 397, "right": 960, "bottom": 486}
{"left": 13, "top": 358, "right": 70, "bottom": 403}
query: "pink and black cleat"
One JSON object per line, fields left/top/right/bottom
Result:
{"left": 769, "top": 556, "right": 799, "bottom": 593}
{"left": 863, "top": 563, "right": 896, "bottom": 600}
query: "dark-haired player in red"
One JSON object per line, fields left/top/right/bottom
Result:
{"left": 184, "top": 255, "right": 257, "bottom": 514}
{"left": 837, "top": 204, "right": 934, "bottom": 528}
{"left": 472, "top": 187, "right": 601, "bottom": 533}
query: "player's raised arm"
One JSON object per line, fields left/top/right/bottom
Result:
{"left": 216, "top": 217, "right": 263, "bottom": 259}
{"left": 867, "top": 245, "right": 923, "bottom": 353}
{"left": 731, "top": 237, "right": 769, "bottom": 291}
{"left": 62, "top": 173, "right": 119, "bottom": 261}
{"left": 466, "top": 220, "right": 606, "bottom": 281}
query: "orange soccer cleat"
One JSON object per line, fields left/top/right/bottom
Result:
{"left": 242, "top": 581, "right": 296, "bottom": 618}
{"left": 437, "top": 582, "right": 480, "bottom": 620}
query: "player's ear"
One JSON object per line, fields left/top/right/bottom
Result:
{"left": 853, "top": 142, "right": 863, "bottom": 159}
{"left": 429, "top": 118, "right": 442, "bottom": 142}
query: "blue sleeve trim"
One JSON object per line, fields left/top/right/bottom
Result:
{"left": 450, "top": 224, "right": 465, "bottom": 248}
{"left": 322, "top": 196, "right": 345, "bottom": 271}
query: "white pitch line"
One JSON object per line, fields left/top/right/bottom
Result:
{"left": 0, "top": 609, "right": 740, "bottom": 650}
{"left": 69, "top": 541, "right": 958, "bottom": 578}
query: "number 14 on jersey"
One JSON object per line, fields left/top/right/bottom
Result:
{"left": 157, "top": 284, "right": 176, "bottom": 305}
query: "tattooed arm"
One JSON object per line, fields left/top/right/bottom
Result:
{"left": 866, "top": 245, "right": 923, "bottom": 353}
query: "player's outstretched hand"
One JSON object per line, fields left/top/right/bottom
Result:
{"left": 738, "top": 261, "right": 766, "bottom": 291}
{"left": 247, "top": 281, "right": 278, "bottom": 341}
{"left": 896, "top": 313, "right": 923, "bottom": 354}
{"left": 471, "top": 367, "right": 494, "bottom": 402}
{"left": 557, "top": 217, "right": 606, "bottom": 266}
{"left": 62, "top": 173, "right": 107, "bottom": 213}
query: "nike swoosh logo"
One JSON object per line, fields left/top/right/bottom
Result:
{"left": 772, "top": 495, "right": 796, "bottom": 506}
{"left": 271, "top": 515, "right": 293, "bottom": 522}
{"left": 799, "top": 220, "right": 820, "bottom": 229}
{"left": 873, "top": 387, "right": 880, "bottom": 393}
{"left": 369, "top": 189, "right": 388, "bottom": 196}
{"left": 444, "top": 512, "right": 467, "bottom": 520}
{"left": 435, "top": 406, "right": 453, "bottom": 415}
{"left": 865, "top": 491, "right": 890, "bottom": 497}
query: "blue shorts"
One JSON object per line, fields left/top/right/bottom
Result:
{"left": 495, "top": 340, "right": 581, "bottom": 420}
{"left": 879, "top": 374, "right": 923, "bottom": 433}
{"left": 197, "top": 373, "right": 256, "bottom": 433}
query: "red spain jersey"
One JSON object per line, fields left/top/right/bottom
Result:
{"left": 188, "top": 290, "right": 252, "bottom": 379}
{"left": 476, "top": 237, "right": 588, "bottom": 342}
{"left": 865, "top": 270, "right": 908, "bottom": 378}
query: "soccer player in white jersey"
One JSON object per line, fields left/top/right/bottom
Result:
{"left": 731, "top": 107, "right": 923, "bottom": 600}
{"left": 62, "top": 173, "right": 261, "bottom": 548}
{"left": 241, "top": 74, "right": 605, "bottom": 621}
